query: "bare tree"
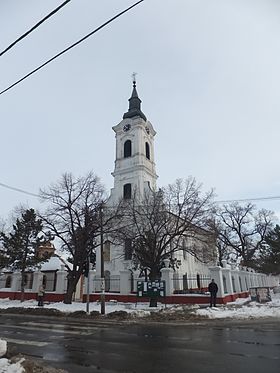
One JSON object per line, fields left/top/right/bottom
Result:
{"left": 40, "top": 172, "right": 106, "bottom": 304}
{"left": 207, "top": 218, "right": 230, "bottom": 266}
{"left": 214, "top": 202, "right": 274, "bottom": 268}
{"left": 114, "top": 178, "right": 215, "bottom": 283}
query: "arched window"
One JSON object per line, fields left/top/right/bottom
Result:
{"left": 232, "top": 276, "right": 236, "bottom": 292}
{"left": 27, "top": 273, "right": 34, "bottom": 289}
{"left": 5, "top": 275, "right": 12, "bottom": 288}
{"left": 104, "top": 241, "right": 110, "bottom": 262}
{"left": 223, "top": 275, "right": 228, "bottom": 293}
{"left": 42, "top": 275, "right": 47, "bottom": 288}
{"left": 196, "top": 274, "right": 201, "bottom": 289}
{"left": 124, "top": 140, "right": 132, "bottom": 158}
{"left": 145, "top": 142, "right": 150, "bottom": 159}
{"left": 123, "top": 183, "right": 131, "bottom": 199}
{"left": 124, "top": 239, "right": 133, "bottom": 260}
{"left": 183, "top": 273, "right": 188, "bottom": 290}
{"left": 182, "top": 239, "right": 187, "bottom": 260}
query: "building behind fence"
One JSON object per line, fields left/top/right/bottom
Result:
{"left": 0, "top": 257, "right": 279, "bottom": 304}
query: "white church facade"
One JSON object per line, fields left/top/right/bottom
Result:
{"left": 91, "top": 81, "right": 279, "bottom": 300}
{"left": 95, "top": 80, "right": 217, "bottom": 291}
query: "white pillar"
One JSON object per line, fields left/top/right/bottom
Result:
{"left": 120, "top": 270, "right": 131, "bottom": 295}
{"left": 221, "top": 268, "right": 234, "bottom": 296}
{"left": 32, "top": 271, "right": 43, "bottom": 293}
{"left": 88, "top": 270, "right": 96, "bottom": 293}
{"left": 11, "top": 272, "right": 21, "bottom": 291}
{"left": 232, "top": 270, "right": 241, "bottom": 293}
{"left": 160, "top": 267, "right": 174, "bottom": 296}
{"left": 0, "top": 273, "right": 6, "bottom": 289}
{"left": 239, "top": 270, "right": 248, "bottom": 292}
{"left": 56, "top": 267, "right": 67, "bottom": 294}
{"left": 93, "top": 274, "right": 101, "bottom": 292}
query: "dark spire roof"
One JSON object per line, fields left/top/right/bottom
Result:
{"left": 123, "top": 80, "right": 147, "bottom": 121}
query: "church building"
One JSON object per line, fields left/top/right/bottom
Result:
{"left": 95, "top": 80, "right": 216, "bottom": 292}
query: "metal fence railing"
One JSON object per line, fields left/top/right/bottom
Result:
{"left": 93, "top": 276, "right": 120, "bottom": 293}
{"left": 173, "top": 274, "right": 211, "bottom": 294}
{"left": 42, "top": 273, "right": 57, "bottom": 292}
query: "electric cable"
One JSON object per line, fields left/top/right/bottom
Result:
{"left": 0, "top": 0, "right": 144, "bottom": 96}
{"left": 0, "top": 182, "right": 41, "bottom": 198}
{"left": 0, "top": 0, "right": 71, "bottom": 57}
{"left": 215, "top": 196, "right": 280, "bottom": 204}
{"left": 0, "top": 181, "right": 279, "bottom": 205}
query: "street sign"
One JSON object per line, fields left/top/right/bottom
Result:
{"left": 100, "top": 277, "right": 105, "bottom": 292}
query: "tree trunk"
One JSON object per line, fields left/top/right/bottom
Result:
{"left": 20, "top": 272, "right": 25, "bottom": 303}
{"left": 64, "top": 273, "right": 80, "bottom": 304}
{"left": 149, "top": 297, "right": 158, "bottom": 307}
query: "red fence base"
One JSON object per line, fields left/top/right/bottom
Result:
{"left": 82, "top": 292, "right": 250, "bottom": 305}
{"left": 0, "top": 291, "right": 249, "bottom": 305}
{"left": 0, "top": 291, "right": 65, "bottom": 302}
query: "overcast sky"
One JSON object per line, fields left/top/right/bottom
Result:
{"left": 0, "top": 0, "right": 279, "bottom": 222}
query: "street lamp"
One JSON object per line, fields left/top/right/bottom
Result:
{"left": 100, "top": 202, "right": 105, "bottom": 315}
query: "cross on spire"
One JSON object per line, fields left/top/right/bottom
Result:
{"left": 132, "top": 72, "right": 137, "bottom": 87}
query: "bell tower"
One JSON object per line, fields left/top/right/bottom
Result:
{"left": 108, "top": 79, "right": 158, "bottom": 205}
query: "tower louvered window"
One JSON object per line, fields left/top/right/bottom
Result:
{"left": 145, "top": 142, "right": 150, "bottom": 159}
{"left": 124, "top": 140, "right": 132, "bottom": 158}
{"left": 124, "top": 238, "right": 133, "bottom": 260}
{"left": 123, "top": 183, "right": 132, "bottom": 199}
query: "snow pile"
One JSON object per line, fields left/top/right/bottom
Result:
{"left": 0, "top": 340, "right": 25, "bottom": 373}
{"left": 0, "top": 340, "right": 7, "bottom": 358}
{"left": 0, "top": 358, "right": 25, "bottom": 373}
{"left": 196, "top": 293, "right": 280, "bottom": 319}
{"left": 0, "top": 297, "right": 168, "bottom": 315}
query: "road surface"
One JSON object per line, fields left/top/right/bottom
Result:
{"left": 0, "top": 313, "right": 279, "bottom": 372}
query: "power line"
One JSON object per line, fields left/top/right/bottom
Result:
{"left": 215, "top": 196, "right": 280, "bottom": 204}
{"left": 0, "top": 0, "right": 71, "bottom": 57}
{"left": 0, "top": 182, "right": 41, "bottom": 198}
{"left": 0, "top": 180, "right": 279, "bottom": 205}
{"left": 0, "top": 0, "right": 144, "bottom": 96}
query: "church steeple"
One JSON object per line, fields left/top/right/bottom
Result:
{"left": 123, "top": 79, "right": 147, "bottom": 121}
{"left": 107, "top": 80, "right": 157, "bottom": 206}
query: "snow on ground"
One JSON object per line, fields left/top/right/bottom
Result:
{"left": 0, "top": 340, "right": 7, "bottom": 358}
{"left": 196, "top": 292, "right": 280, "bottom": 319}
{"left": 0, "top": 357, "right": 25, "bottom": 373}
{"left": 0, "top": 292, "right": 279, "bottom": 319}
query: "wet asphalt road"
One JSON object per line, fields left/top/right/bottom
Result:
{"left": 0, "top": 314, "right": 279, "bottom": 373}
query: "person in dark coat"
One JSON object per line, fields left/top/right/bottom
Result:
{"left": 208, "top": 279, "right": 218, "bottom": 307}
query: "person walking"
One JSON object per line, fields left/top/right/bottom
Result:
{"left": 37, "top": 284, "right": 45, "bottom": 307}
{"left": 208, "top": 279, "right": 218, "bottom": 307}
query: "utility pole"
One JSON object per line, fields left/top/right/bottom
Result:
{"left": 86, "top": 254, "right": 90, "bottom": 315}
{"left": 100, "top": 202, "right": 105, "bottom": 315}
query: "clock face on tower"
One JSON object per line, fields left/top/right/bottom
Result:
{"left": 123, "top": 124, "right": 131, "bottom": 132}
